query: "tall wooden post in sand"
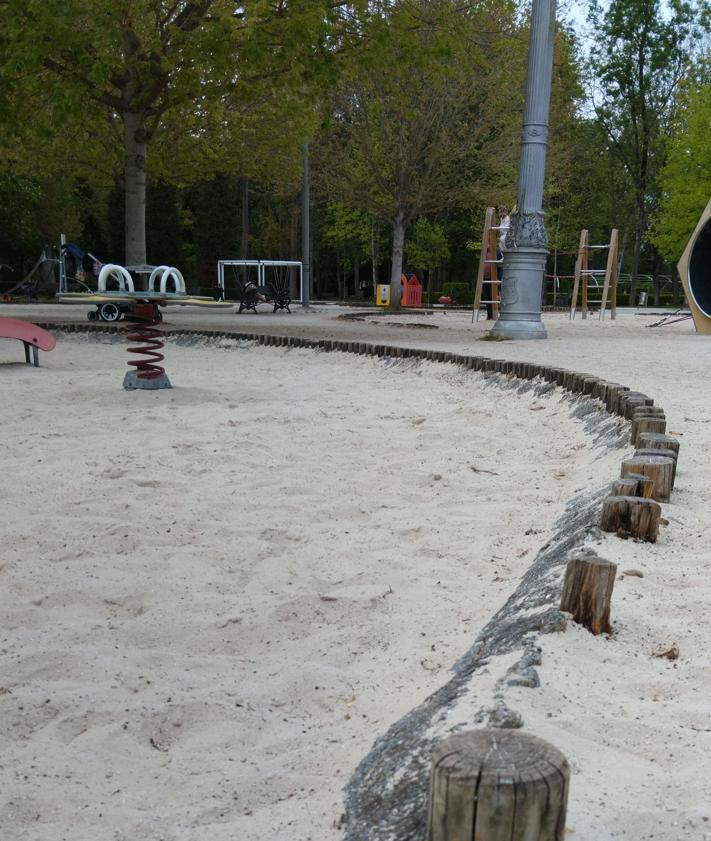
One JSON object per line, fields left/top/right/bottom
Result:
{"left": 428, "top": 730, "right": 569, "bottom": 840}
{"left": 560, "top": 554, "right": 617, "bottom": 635}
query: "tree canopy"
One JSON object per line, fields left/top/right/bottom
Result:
{"left": 0, "top": 0, "right": 708, "bottom": 304}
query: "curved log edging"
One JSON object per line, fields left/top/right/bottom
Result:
{"left": 41, "top": 323, "right": 671, "bottom": 839}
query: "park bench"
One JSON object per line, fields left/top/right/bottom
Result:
{"left": 265, "top": 277, "right": 292, "bottom": 313}
{"left": 236, "top": 277, "right": 292, "bottom": 314}
{"left": 235, "top": 280, "right": 262, "bottom": 313}
{"left": 0, "top": 316, "right": 56, "bottom": 366}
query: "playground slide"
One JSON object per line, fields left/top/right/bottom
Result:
{"left": 0, "top": 316, "right": 56, "bottom": 366}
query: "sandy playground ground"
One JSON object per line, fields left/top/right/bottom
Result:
{"left": 1, "top": 305, "right": 711, "bottom": 841}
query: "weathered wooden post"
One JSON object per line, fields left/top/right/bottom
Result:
{"left": 631, "top": 412, "right": 667, "bottom": 445}
{"left": 637, "top": 432, "right": 680, "bottom": 457}
{"left": 620, "top": 454, "right": 674, "bottom": 502}
{"left": 560, "top": 553, "right": 617, "bottom": 635}
{"left": 634, "top": 447, "right": 677, "bottom": 486}
{"left": 600, "top": 495, "right": 661, "bottom": 541}
{"left": 428, "top": 729, "right": 569, "bottom": 841}
{"left": 610, "top": 472, "right": 654, "bottom": 498}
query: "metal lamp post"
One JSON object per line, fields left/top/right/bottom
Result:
{"left": 301, "top": 143, "right": 311, "bottom": 308}
{"left": 490, "top": 0, "right": 556, "bottom": 340}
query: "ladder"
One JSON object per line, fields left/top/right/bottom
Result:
{"left": 472, "top": 207, "right": 507, "bottom": 322}
{"left": 569, "top": 228, "right": 619, "bottom": 320}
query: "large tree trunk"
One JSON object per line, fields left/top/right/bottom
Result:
{"left": 289, "top": 200, "right": 299, "bottom": 298}
{"left": 371, "top": 220, "right": 377, "bottom": 298}
{"left": 240, "top": 178, "right": 249, "bottom": 259}
{"left": 354, "top": 254, "right": 362, "bottom": 299}
{"left": 124, "top": 110, "right": 147, "bottom": 265}
{"left": 629, "top": 196, "right": 645, "bottom": 306}
{"left": 389, "top": 210, "right": 405, "bottom": 310}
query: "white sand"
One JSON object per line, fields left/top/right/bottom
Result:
{"left": 1, "top": 309, "right": 709, "bottom": 840}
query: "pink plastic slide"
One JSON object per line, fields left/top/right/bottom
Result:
{"left": 0, "top": 316, "right": 56, "bottom": 367}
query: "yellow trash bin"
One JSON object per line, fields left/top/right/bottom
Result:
{"left": 376, "top": 284, "right": 390, "bottom": 306}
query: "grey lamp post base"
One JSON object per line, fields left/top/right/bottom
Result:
{"left": 490, "top": 317, "right": 548, "bottom": 340}
{"left": 489, "top": 245, "right": 548, "bottom": 340}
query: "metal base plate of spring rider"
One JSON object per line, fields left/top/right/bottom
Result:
{"left": 123, "top": 370, "right": 172, "bottom": 390}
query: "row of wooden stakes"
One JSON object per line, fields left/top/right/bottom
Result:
{"left": 599, "top": 387, "right": 678, "bottom": 542}
{"left": 427, "top": 374, "right": 675, "bottom": 840}
{"left": 559, "top": 382, "right": 677, "bottom": 642}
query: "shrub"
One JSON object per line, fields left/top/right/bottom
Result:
{"left": 442, "top": 282, "right": 473, "bottom": 306}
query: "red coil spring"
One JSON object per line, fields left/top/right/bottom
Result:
{"left": 126, "top": 324, "right": 165, "bottom": 379}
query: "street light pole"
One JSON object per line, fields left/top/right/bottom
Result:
{"left": 301, "top": 143, "right": 311, "bottom": 308}
{"left": 491, "top": 0, "right": 557, "bottom": 340}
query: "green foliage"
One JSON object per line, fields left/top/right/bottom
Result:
{"left": 322, "top": 203, "right": 369, "bottom": 256}
{"left": 189, "top": 175, "right": 241, "bottom": 287}
{"left": 320, "top": 0, "right": 523, "bottom": 226}
{"left": 406, "top": 218, "right": 450, "bottom": 273}
{"left": 587, "top": 0, "right": 702, "bottom": 284}
{"left": 0, "top": 173, "right": 41, "bottom": 259}
{"left": 651, "top": 79, "right": 711, "bottom": 260}
{"left": 441, "top": 282, "right": 473, "bottom": 306}
{"left": 146, "top": 182, "right": 187, "bottom": 273}
{"left": 0, "top": 0, "right": 362, "bottom": 260}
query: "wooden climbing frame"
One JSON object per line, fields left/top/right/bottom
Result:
{"left": 569, "top": 228, "right": 619, "bottom": 320}
{"left": 472, "top": 207, "right": 506, "bottom": 322}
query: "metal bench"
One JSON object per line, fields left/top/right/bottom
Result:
{"left": 265, "top": 278, "right": 291, "bottom": 313}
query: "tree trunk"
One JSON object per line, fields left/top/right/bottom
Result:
{"left": 289, "top": 200, "right": 299, "bottom": 298}
{"left": 651, "top": 248, "right": 660, "bottom": 306}
{"left": 240, "top": 178, "right": 249, "bottom": 288}
{"left": 240, "top": 178, "right": 249, "bottom": 259}
{"left": 354, "top": 254, "right": 362, "bottom": 299}
{"left": 631, "top": 414, "right": 667, "bottom": 446}
{"left": 389, "top": 210, "right": 405, "bottom": 310}
{"left": 371, "top": 220, "right": 377, "bottom": 300}
{"left": 123, "top": 110, "right": 147, "bottom": 265}
{"left": 629, "top": 198, "right": 645, "bottom": 306}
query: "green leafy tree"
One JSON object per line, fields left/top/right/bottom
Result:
{"left": 321, "top": 202, "right": 375, "bottom": 298}
{"left": 0, "top": 1, "right": 240, "bottom": 264}
{"left": 189, "top": 174, "right": 241, "bottom": 288}
{"left": 405, "top": 218, "right": 450, "bottom": 297}
{"left": 319, "top": 0, "right": 523, "bottom": 309}
{"left": 651, "top": 77, "right": 711, "bottom": 260}
{"left": 0, "top": 1, "right": 361, "bottom": 265}
{"left": 588, "top": 0, "right": 701, "bottom": 301}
